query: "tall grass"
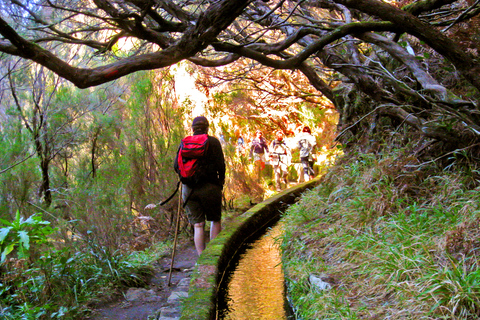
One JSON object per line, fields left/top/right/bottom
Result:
{"left": 0, "top": 212, "right": 171, "bottom": 319}
{"left": 282, "top": 149, "right": 480, "bottom": 319}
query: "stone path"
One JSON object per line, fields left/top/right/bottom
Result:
{"left": 88, "top": 242, "right": 197, "bottom": 320}
{"left": 154, "top": 276, "right": 190, "bottom": 320}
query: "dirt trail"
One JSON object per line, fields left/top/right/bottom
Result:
{"left": 87, "top": 242, "right": 198, "bottom": 320}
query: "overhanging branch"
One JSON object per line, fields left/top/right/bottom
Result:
{"left": 212, "top": 21, "right": 399, "bottom": 69}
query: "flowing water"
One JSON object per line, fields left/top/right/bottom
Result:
{"left": 217, "top": 223, "right": 295, "bottom": 320}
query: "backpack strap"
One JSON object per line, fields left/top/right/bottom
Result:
{"left": 158, "top": 180, "right": 181, "bottom": 206}
{"left": 182, "top": 187, "right": 195, "bottom": 208}
{"left": 156, "top": 180, "right": 194, "bottom": 208}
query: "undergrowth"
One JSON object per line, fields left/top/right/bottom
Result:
{"left": 282, "top": 148, "right": 480, "bottom": 319}
{"left": 0, "top": 215, "right": 171, "bottom": 320}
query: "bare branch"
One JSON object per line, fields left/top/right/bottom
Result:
{"left": 335, "top": 0, "right": 480, "bottom": 91}
{"left": 0, "top": 153, "right": 36, "bottom": 174}
{"left": 212, "top": 21, "right": 399, "bottom": 69}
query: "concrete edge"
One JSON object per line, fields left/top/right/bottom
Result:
{"left": 180, "top": 177, "right": 321, "bottom": 320}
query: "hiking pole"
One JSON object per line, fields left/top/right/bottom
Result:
{"left": 168, "top": 183, "right": 182, "bottom": 287}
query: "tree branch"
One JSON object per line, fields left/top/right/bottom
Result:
{"left": 0, "top": 0, "right": 251, "bottom": 88}
{"left": 335, "top": 0, "right": 480, "bottom": 92}
{"left": 212, "top": 21, "right": 400, "bottom": 69}
{"left": 0, "top": 153, "right": 36, "bottom": 174}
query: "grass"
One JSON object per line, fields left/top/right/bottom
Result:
{"left": 0, "top": 236, "right": 171, "bottom": 319}
{"left": 281, "top": 149, "right": 480, "bottom": 319}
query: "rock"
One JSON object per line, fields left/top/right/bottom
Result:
{"left": 167, "top": 291, "right": 188, "bottom": 303}
{"left": 177, "top": 277, "right": 190, "bottom": 289}
{"left": 309, "top": 274, "right": 332, "bottom": 292}
{"left": 125, "top": 288, "right": 161, "bottom": 302}
{"left": 158, "top": 306, "right": 180, "bottom": 319}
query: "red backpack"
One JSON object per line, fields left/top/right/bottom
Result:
{"left": 176, "top": 134, "right": 209, "bottom": 186}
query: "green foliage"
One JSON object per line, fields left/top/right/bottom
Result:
{"left": 0, "top": 66, "right": 184, "bottom": 318}
{"left": 421, "top": 257, "right": 480, "bottom": 318}
{"left": 282, "top": 149, "right": 480, "bottom": 319}
{"left": 0, "top": 119, "right": 40, "bottom": 217}
{"left": 0, "top": 212, "right": 55, "bottom": 263}
{"left": 82, "top": 233, "right": 156, "bottom": 287}
{"left": 0, "top": 234, "right": 168, "bottom": 319}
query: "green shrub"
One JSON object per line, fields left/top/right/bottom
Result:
{"left": 0, "top": 211, "right": 55, "bottom": 263}
{"left": 0, "top": 212, "right": 168, "bottom": 319}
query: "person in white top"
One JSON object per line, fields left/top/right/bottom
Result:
{"left": 296, "top": 126, "right": 317, "bottom": 182}
{"left": 269, "top": 130, "right": 291, "bottom": 191}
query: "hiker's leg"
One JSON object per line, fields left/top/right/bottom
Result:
{"left": 300, "top": 157, "right": 309, "bottom": 182}
{"left": 273, "top": 165, "right": 281, "bottom": 191}
{"left": 295, "top": 163, "right": 303, "bottom": 183}
{"left": 282, "top": 165, "right": 288, "bottom": 188}
{"left": 201, "top": 183, "right": 222, "bottom": 244}
{"left": 210, "top": 220, "right": 222, "bottom": 240}
{"left": 254, "top": 160, "right": 261, "bottom": 181}
{"left": 193, "top": 221, "right": 206, "bottom": 255}
{"left": 308, "top": 160, "right": 315, "bottom": 178}
{"left": 302, "top": 162, "right": 310, "bottom": 181}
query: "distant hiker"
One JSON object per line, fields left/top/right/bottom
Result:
{"left": 249, "top": 130, "right": 269, "bottom": 181}
{"left": 296, "top": 125, "right": 317, "bottom": 182}
{"left": 269, "top": 130, "right": 291, "bottom": 191}
{"left": 174, "top": 116, "right": 226, "bottom": 256}
{"left": 236, "top": 135, "right": 245, "bottom": 156}
{"left": 219, "top": 133, "right": 227, "bottom": 147}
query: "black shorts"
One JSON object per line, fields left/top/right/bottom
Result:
{"left": 182, "top": 183, "right": 222, "bottom": 224}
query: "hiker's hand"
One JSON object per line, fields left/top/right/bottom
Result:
{"left": 145, "top": 203, "right": 157, "bottom": 210}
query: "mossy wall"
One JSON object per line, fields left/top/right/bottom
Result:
{"left": 180, "top": 177, "right": 320, "bottom": 320}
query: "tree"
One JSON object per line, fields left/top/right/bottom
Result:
{"left": 7, "top": 64, "right": 71, "bottom": 207}
{"left": 1, "top": 0, "right": 480, "bottom": 149}
{"left": 2, "top": 58, "right": 130, "bottom": 210}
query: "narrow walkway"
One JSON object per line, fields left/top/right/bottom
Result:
{"left": 181, "top": 178, "right": 320, "bottom": 320}
{"left": 150, "top": 243, "right": 196, "bottom": 320}
{"left": 88, "top": 242, "right": 197, "bottom": 320}
{"left": 155, "top": 276, "right": 190, "bottom": 320}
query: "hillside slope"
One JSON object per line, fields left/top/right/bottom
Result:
{"left": 282, "top": 147, "right": 480, "bottom": 319}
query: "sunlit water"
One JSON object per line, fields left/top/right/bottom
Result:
{"left": 217, "top": 224, "right": 294, "bottom": 320}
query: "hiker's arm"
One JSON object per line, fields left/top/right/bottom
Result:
{"left": 218, "top": 146, "right": 226, "bottom": 187}
{"left": 173, "top": 146, "right": 180, "bottom": 174}
{"left": 212, "top": 137, "right": 226, "bottom": 187}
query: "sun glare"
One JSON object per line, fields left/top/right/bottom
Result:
{"left": 173, "top": 63, "right": 207, "bottom": 117}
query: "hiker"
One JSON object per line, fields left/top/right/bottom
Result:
{"left": 236, "top": 135, "right": 245, "bottom": 156}
{"left": 296, "top": 125, "right": 317, "bottom": 182}
{"left": 269, "top": 130, "right": 291, "bottom": 191}
{"left": 174, "top": 116, "right": 226, "bottom": 256}
{"left": 249, "top": 130, "right": 269, "bottom": 181}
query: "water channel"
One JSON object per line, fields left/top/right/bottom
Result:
{"left": 216, "top": 223, "right": 296, "bottom": 320}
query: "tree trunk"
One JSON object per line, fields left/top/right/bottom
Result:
{"left": 40, "top": 158, "right": 52, "bottom": 207}
{"left": 91, "top": 128, "right": 101, "bottom": 179}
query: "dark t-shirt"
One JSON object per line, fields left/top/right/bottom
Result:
{"left": 203, "top": 135, "right": 226, "bottom": 186}
{"left": 250, "top": 137, "right": 269, "bottom": 155}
